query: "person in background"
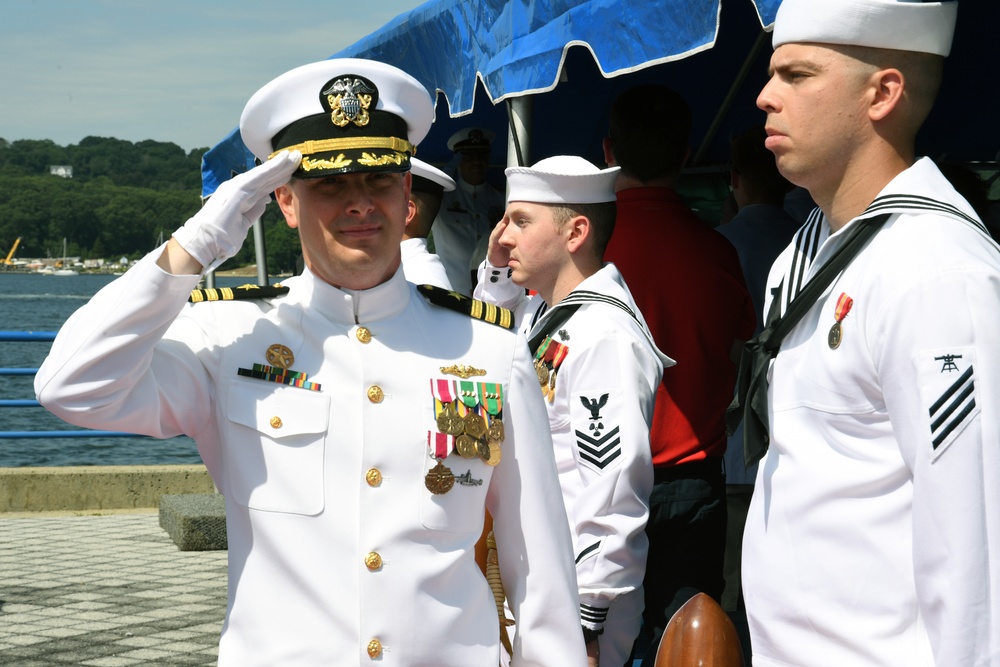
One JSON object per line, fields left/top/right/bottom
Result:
{"left": 34, "top": 58, "right": 587, "bottom": 667}
{"left": 431, "top": 127, "right": 505, "bottom": 294}
{"left": 601, "top": 84, "right": 755, "bottom": 664}
{"left": 715, "top": 124, "right": 799, "bottom": 653}
{"left": 739, "top": 1, "right": 1000, "bottom": 664}
{"left": 401, "top": 157, "right": 453, "bottom": 288}
{"left": 475, "top": 155, "right": 672, "bottom": 667}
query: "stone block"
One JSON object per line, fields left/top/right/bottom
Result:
{"left": 159, "top": 493, "right": 228, "bottom": 551}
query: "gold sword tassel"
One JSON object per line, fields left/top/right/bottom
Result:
{"left": 486, "top": 531, "right": 514, "bottom": 659}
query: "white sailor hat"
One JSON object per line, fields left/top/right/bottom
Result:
{"left": 447, "top": 127, "right": 495, "bottom": 153}
{"left": 240, "top": 58, "right": 434, "bottom": 177}
{"left": 773, "top": 0, "right": 958, "bottom": 57}
{"left": 505, "top": 156, "right": 620, "bottom": 205}
{"left": 410, "top": 157, "right": 456, "bottom": 194}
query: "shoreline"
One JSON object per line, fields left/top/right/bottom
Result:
{"left": 0, "top": 266, "right": 291, "bottom": 278}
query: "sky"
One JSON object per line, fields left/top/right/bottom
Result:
{"left": 1, "top": 0, "right": 427, "bottom": 153}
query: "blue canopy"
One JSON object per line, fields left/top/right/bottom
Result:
{"left": 202, "top": 0, "right": 998, "bottom": 197}
{"left": 333, "top": 0, "right": 776, "bottom": 116}
{"left": 202, "top": 0, "right": 779, "bottom": 196}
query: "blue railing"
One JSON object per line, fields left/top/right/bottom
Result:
{"left": 1, "top": 331, "right": 143, "bottom": 439}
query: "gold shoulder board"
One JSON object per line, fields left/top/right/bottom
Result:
{"left": 188, "top": 283, "right": 290, "bottom": 303}
{"left": 417, "top": 284, "right": 514, "bottom": 330}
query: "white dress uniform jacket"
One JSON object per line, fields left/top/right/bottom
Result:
{"left": 432, "top": 177, "right": 505, "bottom": 295}
{"left": 476, "top": 262, "right": 671, "bottom": 667}
{"left": 743, "top": 158, "right": 1000, "bottom": 667}
{"left": 34, "top": 253, "right": 587, "bottom": 667}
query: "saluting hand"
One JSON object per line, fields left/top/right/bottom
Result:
{"left": 486, "top": 217, "right": 511, "bottom": 269}
{"left": 171, "top": 150, "right": 301, "bottom": 273}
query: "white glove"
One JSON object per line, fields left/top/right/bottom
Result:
{"left": 172, "top": 150, "right": 301, "bottom": 272}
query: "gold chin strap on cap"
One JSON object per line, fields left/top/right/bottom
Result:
{"left": 268, "top": 136, "right": 415, "bottom": 160}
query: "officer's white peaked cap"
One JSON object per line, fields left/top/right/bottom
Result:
{"left": 411, "top": 157, "right": 456, "bottom": 193}
{"left": 240, "top": 58, "right": 433, "bottom": 177}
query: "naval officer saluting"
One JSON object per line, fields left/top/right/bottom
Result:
{"left": 35, "top": 58, "right": 586, "bottom": 667}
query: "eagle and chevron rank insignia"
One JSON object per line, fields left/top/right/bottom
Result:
{"left": 572, "top": 391, "right": 624, "bottom": 472}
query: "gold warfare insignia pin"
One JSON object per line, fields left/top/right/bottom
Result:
{"left": 265, "top": 344, "right": 294, "bottom": 369}
{"left": 440, "top": 364, "right": 487, "bottom": 379}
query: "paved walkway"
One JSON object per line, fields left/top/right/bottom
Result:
{"left": 0, "top": 512, "right": 226, "bottom": 666}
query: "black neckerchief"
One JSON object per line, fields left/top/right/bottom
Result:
{"left": 726, "top": 189, "right": 995, "bottom": 467}
{"left": 725, "top": 213, "right": 889, "bottom": 467}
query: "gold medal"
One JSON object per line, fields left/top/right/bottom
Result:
{"left": 437, "top": 402, "right": 465, "bottom": 436}
{"left": 535, "top": 360, "right": 549, "bottom": 385}
{"left": 487, "top": 417, "right": 505, "bottom": 443}
{"left": 828, "top": 322, "right": 843, "bottom": 349}
{"left": 445, "top": 413, "right": 465, "bottom": 436}
{"left": 435, "top": 405, "right": 452, "bottom": 433}
{"left": 425, "top": 460, "right": 455, "bottom": 495}
{"left": 463, "top": 410, "right": 487, "bottom": 438}
{"left": 456, "top": 434, "right": 479, "bottom": 459}
{"left": 475, "top": 438, "right": 492, "bottom": 463}
{"left": 485, "top": 440, "right": 502, "bottom": 466}
{"left": 828, "top": 293, "right": 853, "bottom": 350}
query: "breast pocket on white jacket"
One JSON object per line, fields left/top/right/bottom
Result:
{"left": 224, "top": 380, "right": 330, "bottom": 515}
{"left": 419, "top": 453, "right": 491, "bottom": 533}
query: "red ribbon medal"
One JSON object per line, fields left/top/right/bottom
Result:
{"left": 828, "top": 293, "right": 854, "bottom": 349}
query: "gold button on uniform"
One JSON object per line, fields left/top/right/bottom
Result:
{"left": 356, "top": 327, "right": 372, "bottom": 344}
{"left": 367, "top": 385, "right": 384, "bottom": 403}
{"left": 269, "top": 416, "right": 282, "bottom": 429}
{"left": 365, "top": 552, "right": 383, "bottom": 570}
{"left": 366, "top": 468, "right": 382, "bottom": 487}
{"left": 367, "top": 638, "right": 382, "bottom": 659}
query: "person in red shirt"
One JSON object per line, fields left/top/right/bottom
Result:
{"left": 602, "top": 84, "right": 755, "bottom": 664}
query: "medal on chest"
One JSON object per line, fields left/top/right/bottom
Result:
{"left": 828, "top": 292, "right": 854, "bottom": 349}
{"left": 533, "top": 337, "right": 570, "bottom": 403}
{"left": 427, "top": 378, "right": 507, "bottom": 494}
{"left": 479, "top": 382, "right": 505, "bottom": 466}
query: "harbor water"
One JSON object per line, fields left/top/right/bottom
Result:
{"left": 0, "top": 271, "right": 279, "bottom": 467}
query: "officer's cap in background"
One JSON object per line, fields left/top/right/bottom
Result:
{"left": 410, "top": 158, "right": 456, "bottom": 196}
{"left": 447, "top": 127, "right": 495, "bottom": 153}
{"left": 506, "top": 156, "right": 620, "bottom": 205}
{"left": 773, "top": 0, "right": 958, "bottom": 57}
{"left": 241, "top": 59, "right": 434, "bottom": 178}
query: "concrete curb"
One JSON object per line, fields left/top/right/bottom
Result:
{"left": 0, "top": 465, "right": 216, "bottom": 513}
{"left": 160, "top": 493, "right": 228, "bottom": 551}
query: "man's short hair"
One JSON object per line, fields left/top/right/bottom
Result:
{"left": 608, "top": 84, "right": 692, "bottom": 182}
{"left": 551, "top": 201, "right": 618, "bottom": 258}
{"left": 837, "top": 45, "right": 944, "bottom": 135}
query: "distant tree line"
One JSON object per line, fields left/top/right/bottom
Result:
{"left": 0, "top": 137, "right": 301, "bottom": 273}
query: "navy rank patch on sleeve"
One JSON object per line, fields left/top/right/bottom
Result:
{"left": 573, "top": 390, "right": 624, "bottom": 472}
{"left": 189, "top": 283, "right": 289, "bottom": 303}
{"left": 917, "top": 347, "right": 980, "bottom": 460}
{"left": 417, "top": 284, "right": 514, "bottom": 330}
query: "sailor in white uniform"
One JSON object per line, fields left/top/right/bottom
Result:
{"left": 35, "top": 59, "right": 586, "bottom": 667}
{"left": 431, "top": 127, "right": 505, "bottom": 295}
{"left": 475, "top": 156, "right": 674, "bottom": 667}
{"left": 400, "top": 157, "right": 453, "bottom": 288}
{"left": 737, "top": 2, "right": 1000, "bottom": 665}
